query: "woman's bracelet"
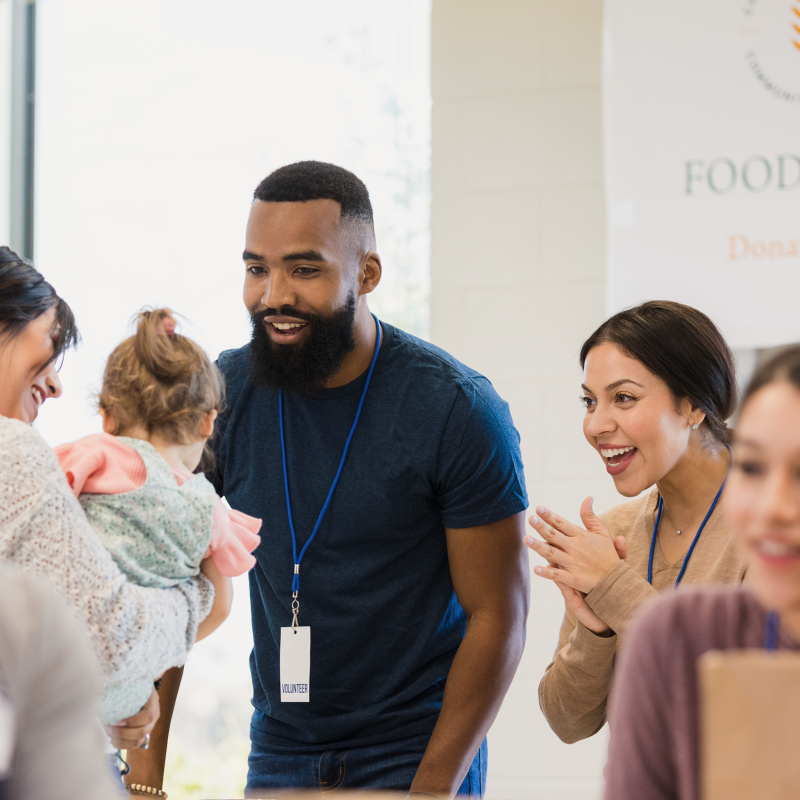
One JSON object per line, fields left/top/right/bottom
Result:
{"left": 127, "top": 784, "right": 168, "bottom": 798}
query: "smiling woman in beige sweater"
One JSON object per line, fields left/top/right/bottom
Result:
{"left": 525, "top": 301, "right": 747, "bottom": 743}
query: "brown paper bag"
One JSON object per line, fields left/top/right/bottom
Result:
{"left": 699, "top": 649, "right": 800, "bottom": 800}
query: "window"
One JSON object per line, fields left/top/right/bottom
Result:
{"left": 25, "top": 2, "right": 430, "bottom": 795}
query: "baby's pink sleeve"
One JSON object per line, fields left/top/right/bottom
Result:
{"left": 55, "top": 442, "right": 106, "bottom": 497}
{"left": 54, "top": 434, "right": 146, "bottom": 497}
{"left": 207, "top": 499, "right": 262, "bottom": 577}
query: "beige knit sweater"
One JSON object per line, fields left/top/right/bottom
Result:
{"left": 0, "top": 416, "right": 213, "bottom": 722}
{"left": 538, "top": 487, "right": 747, "bottom": 743}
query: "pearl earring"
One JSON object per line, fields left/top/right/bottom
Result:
{"left": 692, "top": 424, "right": 699, "bottom": 430}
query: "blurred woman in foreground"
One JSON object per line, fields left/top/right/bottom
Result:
{"left": 605, "top": 346, "right": 800, "bottom": 800}
{"left": 0, "top": 565, "right": 121, "bottom": 799}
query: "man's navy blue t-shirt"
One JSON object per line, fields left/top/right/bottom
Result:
{"left": 210, "top": 323, "right": 527, "bottom": 752}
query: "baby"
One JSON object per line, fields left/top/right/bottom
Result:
{"left": 56, "top": 308, "right": 261, "bottom": 722}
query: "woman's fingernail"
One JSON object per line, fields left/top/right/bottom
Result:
{"left": 530, "top": 515, "right": 539, "bottom": 525}
{"left": 538, "top": 505, "right": 548, "bottom": 515}
{"left": 534, "top": 566, "right": 543, "bottom": 575}
{"left": 588, "top": 496, "right": 594, "bottom": 511}
{"left": 525, "top": 535, "right": 534, "bottom": 545}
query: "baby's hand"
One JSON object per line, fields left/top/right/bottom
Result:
{"left": 105, "top": 687, "right": 160, "bottom": 749}
{"left": 196, "top": 556, "right": 233, "bottom": 641}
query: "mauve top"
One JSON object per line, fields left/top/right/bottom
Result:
{"left": 604, "top": 587, "right": 800, "bottom": 800}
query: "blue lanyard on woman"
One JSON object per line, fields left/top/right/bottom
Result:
{"left": 647, "top": 443, "right": 733, "bottom": 587}
{"left": 765, "top": 610, "right": 780, "bottom": 651}
{"left": 279, "top": 313, "right": 382, "bottom": 627}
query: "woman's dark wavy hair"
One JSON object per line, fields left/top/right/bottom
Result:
{"left": 0, "top": 246, "right": 80, "bottom": 360}
{"left": 580, "top": 300, "right": 737, "bottom": 444}
{"left": 741, "top": 346, "right": 800, "bottom": 411}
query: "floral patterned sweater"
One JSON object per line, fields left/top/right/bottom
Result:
{"left": 0, "top": 415, "right": 213, "bottom": 722}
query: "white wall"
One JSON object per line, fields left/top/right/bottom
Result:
{"left": 430, "top": 2, "right": 614, "bottom": 798}
{"left": 0, "top": 0, "right": 11, "bottom": 245}
{"left": 32, "top": 0, "right": 431, "bottom": 451}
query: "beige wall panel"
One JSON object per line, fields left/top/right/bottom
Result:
{"left": 431, "top": 98, "right": 467, "bottom": 193}
{"left": 431, "top": 189, "right": 543, "bottom": 289}
{"left": 542, "top": 184, "right": 606, "bottom": 284}
{"left": 544, "top": 0, "right": 603, "bottom": 88}
{"left": 432, "top": 0, "right": 547, "bottom": 99}
{"left": 431, "top": 1, "right": 609, "bottom": 797}
{"left": 463, "top": 90, "right": 603, "bottom": 190}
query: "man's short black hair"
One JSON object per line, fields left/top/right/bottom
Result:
{"left": 254, "top": 161, "right": 374, "bottom": 227}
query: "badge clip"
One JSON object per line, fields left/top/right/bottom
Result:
{"left": 292, "top": 564, "right": 300, "bottom": 630}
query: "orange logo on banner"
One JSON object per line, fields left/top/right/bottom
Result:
{"left": 794, "top": 2, "right": 800, "bottom": 52}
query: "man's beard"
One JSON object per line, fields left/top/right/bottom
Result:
{"left": 248, "top": 293, "right": 357, "bottom": 394}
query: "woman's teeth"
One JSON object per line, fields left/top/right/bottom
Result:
{"left": 756, "top": 540, "right": 800, "bottom": 557}
{"left": 600, "top": 446, "right": 635, "bottom": 459}
{"left": 31, "top": 387, "right": 44, "bottom": 408}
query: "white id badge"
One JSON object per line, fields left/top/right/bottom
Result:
{"left": 280, "top": 626, "right": 310, "bottom": 702}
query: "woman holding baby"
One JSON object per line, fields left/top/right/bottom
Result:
{"left": 0, "top": 246, "right": 258, "bottom": 796}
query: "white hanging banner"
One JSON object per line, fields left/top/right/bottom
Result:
{"left": 604, "top": 0, "right": 800, "bottom": 348}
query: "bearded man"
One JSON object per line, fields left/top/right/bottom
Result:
{"left": 211, "top": 161, "right": 529, "bottom": 798}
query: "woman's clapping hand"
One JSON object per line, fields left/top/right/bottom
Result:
{"left": 525, "top": 497, "right": 627, "bottom": 595}
{"left": 526, "top": 499, "right": 629, "bottom": 636}
{"left": 553, "top": 582, "right": 612, "bottom": 636}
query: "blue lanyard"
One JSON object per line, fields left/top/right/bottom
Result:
{"left": 647, "top": 444, "right": 733, "bottom": 587}
{"left": 279, "top": 314, "right": 382, "bottom": 618}
{"left": 765, "top": 610, "right": 780, "bottom": 651}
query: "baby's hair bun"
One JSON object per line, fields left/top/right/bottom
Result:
{"left": 98, "top": 307, "right": 224, "bottom": 446}
{"left": 133, "top": 308, "right": 194, "bottom": 384}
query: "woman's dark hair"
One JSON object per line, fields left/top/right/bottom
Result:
{"left": 580, "top": 300, "right": 737, "bottom": 443}
{"left": 741, "top": 346, "right": 800, "bottom": 411}
{"left": 0, "top": 246, "right": 80, "bottom": 360}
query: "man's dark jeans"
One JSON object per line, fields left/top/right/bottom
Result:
{"left": 245, "top": 732, "right": 488, "bottom": 797}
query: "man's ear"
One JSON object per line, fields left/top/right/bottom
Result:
{"left": 360, "top": 251, "right": 382, "bottom": 296}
